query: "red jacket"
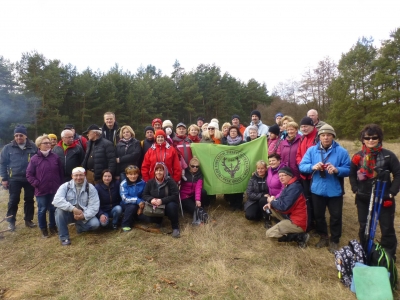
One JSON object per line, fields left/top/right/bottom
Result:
{"left": 141, "top": 142, "right": 181, "bottom": 183}
{"left": 296, "top": 128, "right": 318, "bottom": 179}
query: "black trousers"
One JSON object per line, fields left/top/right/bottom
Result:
{"left": 121, "top": 203, "right": 139, "bottom": 227}
{"left": 356, "top": 194, "right": 397, "bottom": 259}
{"left": 7, "top": 180, "right": 35, "bottom": 223}
{"left": 245, "top": 197, "right": 269, "bottom": 220}
{"left": 225, "top": 193, "right": 243, "bottom": 209}
{"left": 181, "top": 189, "right": 209, "bottom": 215}
{"left": 312, "top": 193, "right": 343, "bottom": 243}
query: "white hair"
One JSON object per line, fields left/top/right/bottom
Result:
{"left": 61, "top": 129, "right": 73, "bottom": 138}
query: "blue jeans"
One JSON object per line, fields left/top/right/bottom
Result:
{"left": 55, "top": 208, "right": 100, "bottom": 240}
{"left": 99, "top": 205, "right": 123, "bottom": 227}
{"left": 35, "top": 194, "right": 56, "bottom": 229}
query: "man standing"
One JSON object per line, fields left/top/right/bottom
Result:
{"left": 52, "top": 167, "right": 100, "bottom": 246}
{"left": 82, "top": 124, "right": 116, "bottom": 184}
{"left": 243, "top": 110, "right": 269, "bottom": 141}
{"left": 197, "top": 117, "right": 204, "bottom": 138}
{"left": 0, "top": 125, "right": 37, "bottom": 230}
{"left": 64, "top": 124, "right": 87, "bottom": 152}
{"left": 102, "top": 112, "right": 120, "bottom": 146}
{"left": 264, "top": 167, "right": 309, "bottom": 248}
{"left": 231, "top": 114, "right": 246, "bottom": 137}
{"left": 53, "top": 129, "right": 85, "bottom": 183}
{"left": 299, "top": 124, "right": 350, "bottom": 253}
{"left": 307, "top": 109, "right": 326, "bottom": 130}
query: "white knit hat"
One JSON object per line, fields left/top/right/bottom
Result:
{"left": 208, "top": 121, "right": 219, "bottom": 131}
{"left": 162, "top": 120, "right": 173, "bottom": 128}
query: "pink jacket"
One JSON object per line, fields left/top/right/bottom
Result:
{"left": 179, "top": 168, "right": 203, "bottom": 201}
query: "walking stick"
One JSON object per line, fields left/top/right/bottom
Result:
{"left": 367, "top": 170, "right": 389, "bottom": 259}
{"left": 364, "top": 178, "right": 378, "bottom": 250}
{"left": 178, "top": 184, "right": 184, "bottom": 217}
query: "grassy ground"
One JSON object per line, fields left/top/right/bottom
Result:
{"left": 0, "top": 140, "right": 399, "bottom": 299}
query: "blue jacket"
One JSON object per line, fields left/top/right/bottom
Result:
{"left": 95, "top": 180, "right": 121, "bottom": 216}
{"left": 299, "top": 140, "right": 350, "bottom": 197}
{"left": 120, "top": 179, "right": 146, "bottom": 205}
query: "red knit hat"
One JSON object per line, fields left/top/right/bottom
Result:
{"left": 155, "top": 129, "right": 166, "bottom": 138}
{"left": 152, "top": 118, "right": 162, "bottom": 127}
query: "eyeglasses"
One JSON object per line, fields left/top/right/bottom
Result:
{"left": 64, "top": 136, "right": 74, "bottom": 139}
{"left": 14, "top": 134, "right": 24, "bottom": 137}
{"left": 41, "top": 142, "right": 51, "bottom": 145}
{"left": 363, "top": 136, "right": 379, "bottom": 141}
{"left": 208, "top": 128, "right": 215, "bottom": 130}
{"left": 190, "top": 165, "right": 199, "bottom": 168}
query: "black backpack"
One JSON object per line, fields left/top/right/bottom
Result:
{"left": 334, "top": 240, "right": 366, "bottom": 287}
{"left": 369, "top": 243, "right": 398, "bottom": 290}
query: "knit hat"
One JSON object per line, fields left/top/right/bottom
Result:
{"left": 210, "top": 118, "right": 219, "bottom": 124}
{"left": 48, "top": 134, "right": 57, "bottom": 140}
{"left": 318, "top": 124, "right": 336, "bottom": 138}
{"left": 300, "top": 117, "right": 314, "bottom": 126}
{"left": 208, "top": 121, "right": 219, "bottom": 130}
{"left": 155, "top": 129, "right": 167, "bottom": 139}
{"left": 278, "top": 166, "right": 293, "bottom": 177}
{"left": 268, "top": 124, "right": 280, "bottom": 136}
{"left": 250, "top": 110, "right": 261, "bottom": 119}
{"left": 83, "top": 124, "right": 101, "bottom": 134}
{"left": 176, "top": 122, "right": 186, "bottom": 128}
{"left": 275, "top": 112, "right": 284, "bottom": 118}
{"left": 14, "top": 125, "right": 28, "bottom": 136}
{"left": 162, "top": 120, "right": 173, "bottom": 128}
{"left": 144, "top": 126, "right": 155, "bottom": 134}
{"left": 197, "top": 117, "right": 205, "bottom": 122}
{"left": 232, "top": 114, "right": 240, "bottom": 121}
{"left": 152, "top": 118, "right": 162, "bottom": 127}
{"left": 64, "top": 124, "right": 74, "bottom": 130}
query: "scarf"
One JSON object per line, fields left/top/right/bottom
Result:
{"left": 227, "top": 135, "right": 242, "bottom": 145}
{"left": 120, "top": 138, "right": 132, "bottom": 152}
{"left": 40, "top": 149, "right": 51, "bottom": 157}
{"left": 352, "top": 143, "right": 382, "bottom": 178}
{"left": 188, "top": 135, "right": 201, "bottom": 143}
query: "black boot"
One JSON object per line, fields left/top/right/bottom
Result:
{"left": 278, "top": 235, "right": 290, "bottom": 242}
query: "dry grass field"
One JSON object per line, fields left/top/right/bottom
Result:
{"left": 0, "top": 140, "right": 399, "bottom": 299}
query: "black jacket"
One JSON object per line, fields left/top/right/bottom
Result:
{"left": 115, "top": 138, "right": 142, "bottom": 175}
{"left": 349, "top": 148, "right": 400, "bottom": 200}
{"left": 0, "top": 139, "right": 37, "bottom": 182}
{"left": 95, "top": 180, "right": 121, "bottom": 216}
{"left": 245, "top": 173, "right": 268, "bottom": 210}
{"left": 53, "top": 141, "right": 85, "bottom": 182}
{"left": 82, "top": 136, "right": 116, "bottom": 180}
{"left": 142, "top": 177, "right": 179, "bottom": 205}
{"left": 102, "top": 122, "right": 120, "bottom": 146}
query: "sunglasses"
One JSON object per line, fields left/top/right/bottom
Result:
{"left": 208, "top": 128, "right": 215, "bottom": 130}
{"left": 363, "top": 136, "right": 379, "bottom": 141}
{"left": 190, "top": 165, "right": 199, "bottom": 168}
{"left": 14, "top": 134, "right": 25, "bottom": 137}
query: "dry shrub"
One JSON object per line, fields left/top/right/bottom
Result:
{"left": 0, "top": 141, "right": 399, "bottom": 299}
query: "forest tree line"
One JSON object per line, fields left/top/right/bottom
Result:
{"left": 1, "top": 28, "right": 399, "bottom": 144}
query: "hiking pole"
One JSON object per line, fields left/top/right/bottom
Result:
{"left": 178, "top": 184, "right": 184, "bottom": 217}
{"left": 363, "top": 178, "right": 378, "bottom": 251}
{"left": 367, "top": 170, "right": 389, "bottom": 259}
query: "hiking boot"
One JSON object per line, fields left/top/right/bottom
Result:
{"left": 172, "top": 229, "right": 180, "bottom": 238}
{"left": 41, "top": 228, "right": 49, "bottom": 238}
{"left": 329, "top": 241, "right": 339, "bottom": 254}
{"left": 112, "top": 224, "right": 118, "bottom": 230}
{"left": 61, "top": 239, "right": 71, "bottom": 246}
{"left": 25, "top": 220, "right": 37, "bottom": 228}
{"left": 49, "top": 227, "right": 58, "bottom": 235}
{"left": 315, "top": 236, "right": 329, "bottom": 248}
{"left": 278, "top": 235, "right": 289, "bottom": 242}
{"left": 8, "top": 222, "right": 16, "bottom": 231}
{"left": 298, "top": 233, "right": 310, "bottom": 249}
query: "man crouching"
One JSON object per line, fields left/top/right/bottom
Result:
{"left": 52, "top": 167, "right": 100, "bottom": 246}
{"left": 263, "top": 167, "right": 309, "bottom": 248}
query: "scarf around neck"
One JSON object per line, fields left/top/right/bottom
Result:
{"left": 359, "top": 143, "right": 382, "bottom": 178}
{"left": 227, "top": 135, "right": 242, "bottom": 145}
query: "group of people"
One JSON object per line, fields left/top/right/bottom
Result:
{"left": 1, "top": 110, "right": 399, "bottom": 261}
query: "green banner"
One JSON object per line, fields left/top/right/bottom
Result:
{"left": 191, "top": 136, "right": 268, "bottom": 195}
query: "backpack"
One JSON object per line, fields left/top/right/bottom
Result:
{"left": 369, "top": 243, "right": 398, "bottom": 290}
{"left": 192, "top": 207, "right": 209, "bottom": 226}
{"left": 334, "top": 240, "right": 366, "bottom": 287}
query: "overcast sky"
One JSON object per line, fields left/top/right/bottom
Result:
{"left": 3, "top": 0, "right": 399, "bottom": 90}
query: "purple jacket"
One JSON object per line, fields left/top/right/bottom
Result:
{"left": 267, "top": 162, "right": 286, "bottom": 197}
{"left": 279, "top": 134, "right": 301, "bottom": 179}
{"left": 26, "top": 150, "right": 63, "bottom": 196}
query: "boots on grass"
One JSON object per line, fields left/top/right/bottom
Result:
{"left": 41, "top": 228, "right": 49, "bottom": 238}
{"left": 315, "top": 235, "right": 329, "bottom": 248}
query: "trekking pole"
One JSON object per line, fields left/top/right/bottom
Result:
{"left": 363, "top": 178, "right": 377, "bottom": 250}
{"left": 367, "top": 171, "right": 389, "bottom": 259}
{"left": 178, "top": 184, "right": 184, "bottom": 217}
